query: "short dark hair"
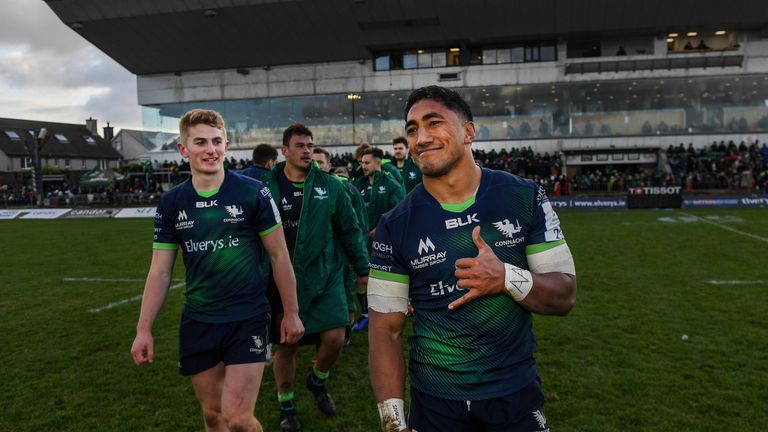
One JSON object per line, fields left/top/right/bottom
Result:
{"left": 282, "top": 123, "right": 313, "bottom": 147}
{"left": 252, "top": 144, "right": 277, "bottom": 166}
{"left": 404, "top": 85, "right": 473, "bottom": 122}
{"left": 361, "top": 146, "right": 384, "bottom": 160}
{"left": 392, "top": 136, "right": 408, "bottom": 148}
{"left": 312, "top": 146, "right": 331, "bottom": 162}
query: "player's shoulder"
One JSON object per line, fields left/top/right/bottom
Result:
{"left": 228, "top": 169, "right": 266, "bottom": 189}
{"left": 483, "top": 168, "right": 537, "bottom": 190}
{"left": 378, "top": 182, "right": 428, "bottom": 226}
{"left": 157, "top": 178, "right": 189, "bottom": 208}
{"left": 314, "top": 168, "right": 345, "bottom": 191}
{"left": 482, "top": 168, "right": 541, "bottom": 203}
{"left": 228, "top": 170, "right": 275, "bottom": 199}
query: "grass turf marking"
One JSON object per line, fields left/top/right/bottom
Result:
{"left": 707, "top": 280, "right": 767, "bottom": 285}
{"left": 64, "top": 277, "right": 183, "bottom": 283}
{"left": 88, "top": 282, "right": 185, "bottom": 313}
{"left": 680, "top": 212, "right": 768, "bottom": 244}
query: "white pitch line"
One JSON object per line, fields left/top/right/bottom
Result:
{"left": 680, "top": 212, "right": 768, "bottom": 244}
{"left": 708, "top": 280, "right": 766, "bottom": 285}
{"left": 64, "top": 277, "right": 183, "bottom": 283}
{"left": 88, "top": 282, "right": 185, "bottom": 313}
{"left": 65, "top": 277, "right": 145, "bottom": 283}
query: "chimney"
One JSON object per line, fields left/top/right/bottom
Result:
{"left": 103, "top": 122, "right": 114, "bottom": 143}
{"left": 86, "top": 117, "right": 98, "bottom": 135}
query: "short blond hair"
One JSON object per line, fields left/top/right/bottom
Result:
{"left": 179, "top": 109, "right": 226, "bottom": 146}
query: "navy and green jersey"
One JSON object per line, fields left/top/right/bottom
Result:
{"left": 153, "top": 170, "right": 282, "bottom": 323}
{"left": 369, "top": 168, "right": 566, "bottom": 400}
{"left": 276, "top": 169, "right": 304, "bottom": 255}
{"left": 239, "top": 165, "right": 270, "bottom": 181}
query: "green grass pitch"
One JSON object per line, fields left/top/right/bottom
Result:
{"left": 1, "top": 207, "right": 767, "bottom": 431}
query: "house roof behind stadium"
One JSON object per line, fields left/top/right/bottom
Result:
{"left": 0, "top": 118, "right": 121, "bottom": 159}
{"left": 45, "top": 0, "right": 768, "bottom": 75}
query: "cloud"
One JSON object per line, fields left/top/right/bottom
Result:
{"left": 0, "top": 1, "right": 142, "bottom": 131}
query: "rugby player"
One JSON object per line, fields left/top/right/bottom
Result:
{"left": 240, "top": 143, "right": 278, "bottom": 181}
{"left": 312, "top": 146, "right": 369, "bottom": 341}
{"left": 262, "top": 124, "right": 370, "bottom": 431}
{"left": 131, "top": 109, "right": 303, "bottom": 432}
{"left": 353, "top": 146, "right": 404, "bottom": 332}
{"left": 391, "top": 136, "right": 422, "bottom": 193}
{"left": 368, "top": 86, "right": 577, "bottom": 432}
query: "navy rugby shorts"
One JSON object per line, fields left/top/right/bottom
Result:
{"left": 409, "top": 377, "right": 550, "bottom": 432}
{"left": 178, "top": 312, "right": 270, "bottom": 376}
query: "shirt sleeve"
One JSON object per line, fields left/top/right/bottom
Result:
{"left": 526, "top": 185, "right": 566, "bottom": 255}
{"left": 253, "top": 185, "right": 282, "bottom": 237}
{"left": 368, "top": 218, "right": 410, "bottom": 290}
{"left": 152, "top": 199, "right": 177, "bottom": 250}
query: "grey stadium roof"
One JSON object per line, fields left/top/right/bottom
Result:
{"left": 45, "top": 0, "right": 768, "bottom": 75}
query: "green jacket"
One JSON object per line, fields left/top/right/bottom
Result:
{"left": 394, "top": 157, "right": 422, "bottom": 193}
{"left": 335, "top": 174, "right": 369, "bottom": 311}
{"left": 354, "top": 170, "right": 405, "bottom": 236}
{"left": 262, "top": 162, "right": 370, "bottom": 334}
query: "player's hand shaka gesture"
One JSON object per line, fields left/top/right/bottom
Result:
{"left": 451, "top": 226, "right": 506, "bottom": 309}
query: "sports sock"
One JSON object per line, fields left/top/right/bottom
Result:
{"left": 278, "top": 392, "right": 295, "bottom": 411}
{"left": 310, "top": 366, "right": 329, "bottom": 388}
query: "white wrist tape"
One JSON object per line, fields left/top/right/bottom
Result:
{"left": 377, "top": 398, "right": 407, "bottom": 431}
{"left": 504, "top": 263, "right": 533, "bottom": 302}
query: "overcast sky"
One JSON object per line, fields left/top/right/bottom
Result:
{"left": 0, "top": 0, "right": 142, "bottom": 132}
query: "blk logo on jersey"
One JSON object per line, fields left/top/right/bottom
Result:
{"left": 377, "top": 185, "right": 387, "bottom": 194}
{"left": 408, "top": 172, "right": 417, "bottom": 179}
{"left": 196, "top": 200, "right": 218, "bottom": 208}
{"left": 445, "top": 213, "right": 479, "bottom": 229}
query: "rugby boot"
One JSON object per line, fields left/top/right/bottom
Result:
{"left": 306, "top": 372, "right": 337, "bottom": 416}
{"left": 279, "top": 410, "right": 301, "bottom": 431}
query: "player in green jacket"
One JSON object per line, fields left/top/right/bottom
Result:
{"left": 351, "top": 143, "right": 405, "bottom": 191}
{"left": 352, "top": 146, "right": 405, "bottom": 331}
{"left": 261, "top": 124, "right": 369, "bottom": 431}
{"left": 312, "top": 146, "right": 369, "bottom": 331}
{"left": 392, "top": 136, "right": 422, "bottom": 193}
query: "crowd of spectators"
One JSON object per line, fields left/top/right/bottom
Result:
{"left": 3, "top": 140, "right": 767, "bottom": 208}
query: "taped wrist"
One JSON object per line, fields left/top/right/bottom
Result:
{"left": 377, "top": 398, "right": 407, "bottom": 431}
{"left": 504, "top": 263, "right": 533, "bottom": 302}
